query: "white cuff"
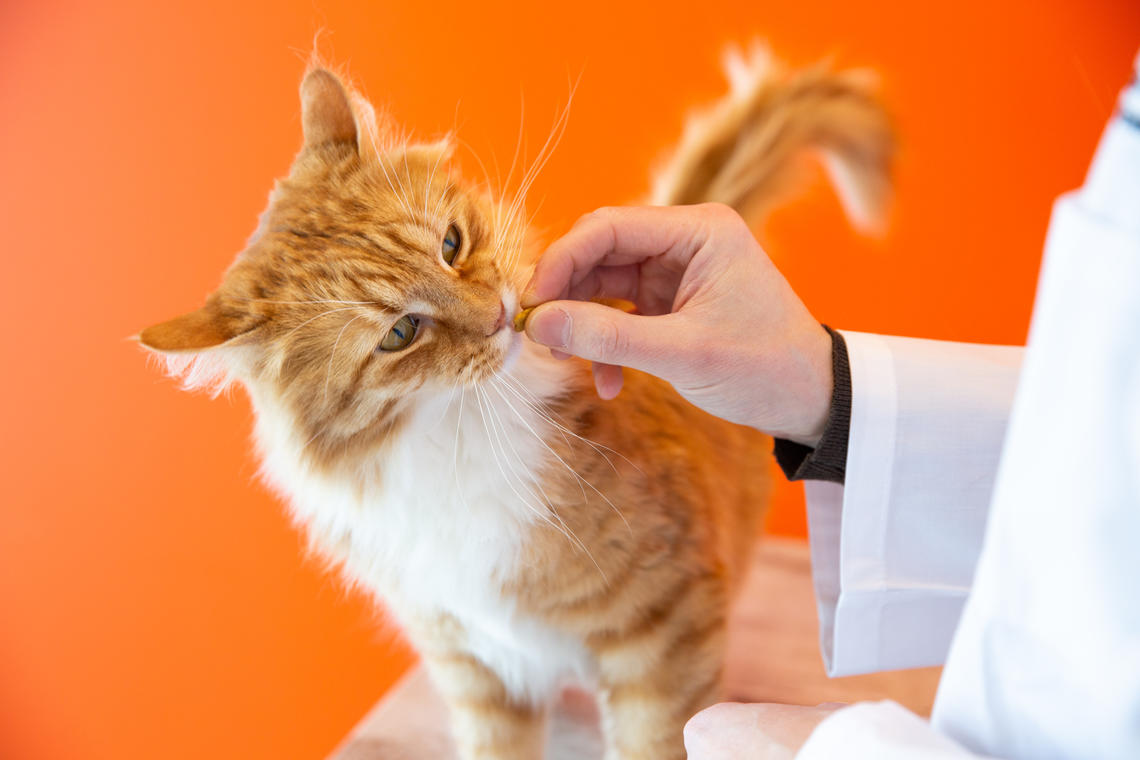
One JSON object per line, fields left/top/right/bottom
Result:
{"left": 806, "top": 332, "right": 1022, "bottom": 676}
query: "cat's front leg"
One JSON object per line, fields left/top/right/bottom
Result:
{"left": 423, "top": 649, "right": 548, "bottom": 760}
{"left": 410, "top": 615, "right": 547, "bottom": 760}
{"left": 592, "top": 616, "right": 727, "bottom": 760}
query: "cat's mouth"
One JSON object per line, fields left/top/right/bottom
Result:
{"left": 496, "top": 316, "right": 525, "bottom": 375}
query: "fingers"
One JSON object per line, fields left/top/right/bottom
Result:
{"left": 524, "top": 300, "right": 679, "bottom": 378}
{"left": 523, "top": 205, "right": 724, "bottom": 307}
{"left": 591, "top": 361, "right": 624, "bottom": 399}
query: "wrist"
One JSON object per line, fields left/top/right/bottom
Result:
{"left": 772, "top": 326, "right": 851, "bottom": 484}
{"left": 782, "top": 324, "right": 835, "bottom": 446}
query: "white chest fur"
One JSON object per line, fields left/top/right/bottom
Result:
{"left": 251, "top": 347, "right": 593, "bottom": 703}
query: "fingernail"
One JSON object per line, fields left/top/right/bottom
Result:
{"left": 528, "top": 307, "right": 571, "bottom": 349}
{"left": 520, "top": 288, "right": 539, "bottom": 308}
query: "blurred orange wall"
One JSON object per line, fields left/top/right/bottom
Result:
{"left": 1, "top": 1, "right": 1137, "bottom": 759}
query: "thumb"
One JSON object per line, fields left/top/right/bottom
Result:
{"left": 525, "top": 301, "right": 677, "bottom": 376}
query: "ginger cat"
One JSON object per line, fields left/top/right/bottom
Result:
{"left": 139, "top": 47, "right": 891, "bottom": 760}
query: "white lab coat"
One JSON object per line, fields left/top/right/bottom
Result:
{"left": 796, "top": 59, "right": 1140, "bottom": 759}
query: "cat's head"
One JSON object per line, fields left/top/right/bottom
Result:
{"left": 139, "top": 67, "right": 529, "bottom": 469}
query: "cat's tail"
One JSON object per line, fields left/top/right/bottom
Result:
{"left": 650, "top": 44, "right": 895, "bottom": 233}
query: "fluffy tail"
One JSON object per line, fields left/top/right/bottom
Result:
{"left": 651, "top": 44, "right": 895, "bottom": 232}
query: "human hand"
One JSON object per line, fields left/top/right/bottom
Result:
{"left": 684, "top": 702, "right": 844, "bottom": 760}
{"left": 521, "top": 204, "right": 834, "bottom": 445}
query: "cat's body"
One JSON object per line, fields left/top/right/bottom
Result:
{"left": 141, "top": 47, "right": 891, "bottom": 759}
{"left": 255, "top": 332, "right": 768, "bottom": 756}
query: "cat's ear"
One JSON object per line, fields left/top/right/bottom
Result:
{"left": 138, "top": 298, "right": 257, "bottom": 352}
{"left": 300, "top": 68, "right": 359, "bottom": 150}
{"left": 299, "top": 66, "right": 400, "bottom": 161}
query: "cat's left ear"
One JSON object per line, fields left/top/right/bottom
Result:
{"left": 300, "top": 68, "right": 359, "bottom": 151}
{"left": 299, "top": 66, "right": 402, "bottom": 163}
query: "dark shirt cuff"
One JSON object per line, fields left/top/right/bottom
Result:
{"left": 772, "top": 325, "right": 852, "bottom": 484}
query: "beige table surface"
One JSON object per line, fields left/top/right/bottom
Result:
{"left": 329, "top": 538, "right": 941, "bottom": 759}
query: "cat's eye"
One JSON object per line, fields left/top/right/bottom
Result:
{"left": 442, "top": 224, "right": 462, "bottom": 266}
{"left": 378, "top": 315, "right": 419, "bottom": 352}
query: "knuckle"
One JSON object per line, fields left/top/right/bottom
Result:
{"left": 587, "top": 318, "right": 627, "bottom": 361}
{"left": 579, "top": 206, "right": 617, "bottom": 226}
{"left": 699, "top": 202, "right": 749, "bottom": 240}
{"left": 698, "top": 202, "right": 737, "bottom": 225}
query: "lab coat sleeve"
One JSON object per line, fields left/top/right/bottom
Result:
{"left": 797, "top": 702, "right": 995, "bottom": 759}
{"left": 805, "top": 331, "right": 1023, "bottom": 676}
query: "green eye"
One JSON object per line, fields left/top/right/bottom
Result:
{"left": 442, "top": 224, "right": 462, "bottom": 265}
{"left": 378, "top": 315, "right": 419, "bottom": 351}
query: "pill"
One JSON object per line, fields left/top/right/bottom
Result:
{"left": 512, "top": 307, "right": 536, "bottom": 333}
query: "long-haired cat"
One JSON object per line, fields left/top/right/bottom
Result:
{"left": 139, "top": 47, "right": 892, "bottom": 760}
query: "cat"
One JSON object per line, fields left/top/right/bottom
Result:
{"left": 139, "top": 46, "right": 892, "bottom": 760}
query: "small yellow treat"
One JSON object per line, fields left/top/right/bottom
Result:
{"left": 512, "top": 307, "right": 536, "bottom": 333}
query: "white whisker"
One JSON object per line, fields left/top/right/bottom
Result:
{"left": 491, "top": 380, "right": 587, "bottom": 506}
{"left": 488, "top": 379, "right": 632, "bottom": 539}
{"left": 282, "top": 305, "right": 365, "bottom": 340}
{"left": 504, "top": 90, "right": 526, "bottom": 199}
{"left": 498, "top": 373, "right": 641, "bottom": 476}
{"left": 430, "top": 173, "right": 454, "bottom": 226}
{"left": 376, "top": 153, "right": 418, "bottom": 220}
{"left": 400, "top": 149, "right": 422, "bottom": 222}
{"left": 323, "top": 313, "right": 367, "bottom": 403}
{"left": 458, "top": 136, "right": 498, "bottom": 197}
{"left": 235, "top": 297, "right": 380, "bottom": 306}
{"left": 504, "top": 76, "right": 578, "bottom": 237}
{"left": 449, "top": 387, "right": 479, "bottom": 517}
{"left": 422, "top": 135, "right": 451, "bottom": 221}
{"left": 482, "top": 383, "right": 578, "bottom": 511}
{"left": 473, "top": 385, "right": 605, "bottom": 580}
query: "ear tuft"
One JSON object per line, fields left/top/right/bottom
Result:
{"left": 408, "top": 135, "right": 457, "bottom": 164}
{"left": 300, "top": 68, "right": 358, "bottom": 149}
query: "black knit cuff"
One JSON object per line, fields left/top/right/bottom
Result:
{"left": 772, "top": 325, "right": 852, "bottom": 484}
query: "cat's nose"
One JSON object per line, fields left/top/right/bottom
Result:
{"left": 487, "top": 301, "right": 506, "bottom": 336}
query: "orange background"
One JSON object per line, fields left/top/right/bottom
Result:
{"left": 2, "top": 1, "right": 1137, "bottom": 759}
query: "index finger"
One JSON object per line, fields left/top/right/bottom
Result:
{"left": 521, "top": 205, "right": 716, "bottom": 307}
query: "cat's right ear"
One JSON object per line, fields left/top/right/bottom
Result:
{"left": 137, "top": 297, "right": 258, "bottom": 353}
{"left": 300, "top": 68, "right": 359, "bottom": 151}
